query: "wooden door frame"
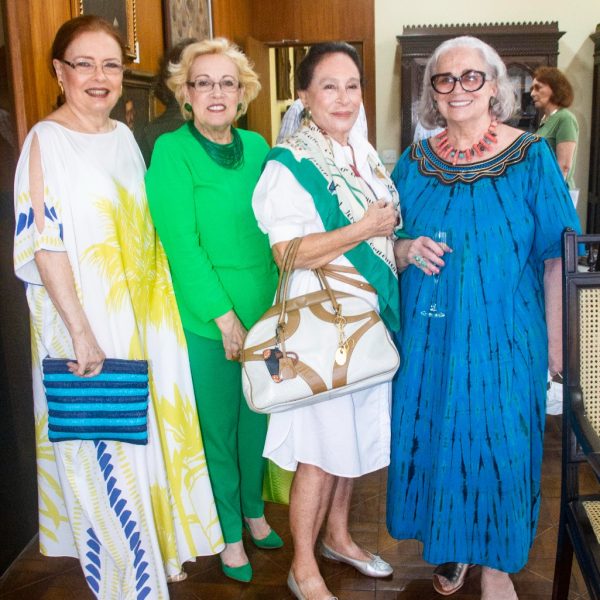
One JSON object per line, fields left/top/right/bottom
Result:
{"left": 3, "top": 0, "right": 28, "bottom": 149}
{"left": 248, "top": 37, "right": 376, "bottom": 147}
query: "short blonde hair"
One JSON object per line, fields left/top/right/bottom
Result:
{"left": 167, "top": 37, "right": 261, "bottom": 121}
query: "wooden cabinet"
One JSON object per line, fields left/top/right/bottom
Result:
{"left": 396, "top": 23, "right": 564, "bottom": 150}
{"left": 588, "top": 29, "right": 600, "bottom": 233}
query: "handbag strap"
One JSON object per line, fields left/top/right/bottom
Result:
{"left": 276, "top": 239, "right": 340, "bottom": 338}
{"left": 276, "top": 237, "right": 302, "bottom": 305}
{"left": 319, "top": 265, "right": 376, "bottom": 294}
{"left": 274, "top": 238, "right": 300, "bottom": 305}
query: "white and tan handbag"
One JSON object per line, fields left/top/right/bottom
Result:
{"left": 241, "top": 238, "right": 400, "bottom": 414}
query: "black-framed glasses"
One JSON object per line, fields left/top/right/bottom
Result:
{"left": 186, "top": 77, "right": 241, "bottom": 94}
{"left": 430, "top": 70, "right": 489, "bottom": 94}
{"left": 61, "top": 59, "right": 124, "bottom": 76}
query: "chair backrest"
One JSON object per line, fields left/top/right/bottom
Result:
{"left": 579, "top": 288, "right": 600, "bottom": 431}
{"left": 553, "top": 229, "right": 600, "bottom": 600}
{"left": 563, "top": 229, "right": 600, "bottom": 438}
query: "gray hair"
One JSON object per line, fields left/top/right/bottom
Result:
{"left": 417, "top": 36, "right": 517, "bottom": 129}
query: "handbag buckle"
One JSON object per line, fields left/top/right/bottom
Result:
{"left": 275, "top": 323, "right": 286, "bottom": 344}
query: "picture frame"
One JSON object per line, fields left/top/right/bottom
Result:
{"left": 71, "top": 0, "right": 138, "bottom": 60}
{"left": 162, "top": 0, "right": 212, "bottom": 49}
{"left": 110, "top": 70, "right": 155, "bottom": 141}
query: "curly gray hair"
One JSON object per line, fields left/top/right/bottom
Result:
{"left": 417, "top": 36, "right": 517, "bottom": 129}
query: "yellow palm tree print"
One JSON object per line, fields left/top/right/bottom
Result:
{"left": 82, "top": 179, "right": 184, "bottom": 347}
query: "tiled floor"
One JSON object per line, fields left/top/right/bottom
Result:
{"left": 0, "top": 415, "right": 594, "bottom": 599}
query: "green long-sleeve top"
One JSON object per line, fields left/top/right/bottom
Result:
{"left": 145, "top": 123, "right": 278, "bottom": 340}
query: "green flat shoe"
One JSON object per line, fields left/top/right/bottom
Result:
{"left": 220, "top": 559, "right": 253, "bottom": 583}
{"left": 244, "top": 522, "right": 284, "bottom": 549}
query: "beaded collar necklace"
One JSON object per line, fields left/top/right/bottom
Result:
{"left": 435, "top": 120, "right": 498, "bottom": 165}
{"left": 188, "top": 121, "right": 244, "bottom": 169}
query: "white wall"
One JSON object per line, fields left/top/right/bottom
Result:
{"left": 375, "top": 0, "right": 600, "bottom": 225}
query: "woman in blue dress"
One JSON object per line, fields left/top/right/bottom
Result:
{"left": 388, "top": 36, "right": 580, "bottom": 599}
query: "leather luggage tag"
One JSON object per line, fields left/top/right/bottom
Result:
{"left": 279, "top": 356, "right": 297, "bottom": 380}
{"left": 262, "top": 347, "right": 299, "bottom": 382}
{"left": 263, "top": 347, "right": 283, "bottom": 382}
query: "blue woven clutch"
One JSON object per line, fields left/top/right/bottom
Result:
{"left": 42, "top": 357, "right": 149, "bottom": 445}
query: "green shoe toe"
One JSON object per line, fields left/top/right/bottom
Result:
{"left": 245, "top": 524, "right": 284, "bottom": 549}
{"left": 220, "top": 560, "right": 253, "bottom": 583}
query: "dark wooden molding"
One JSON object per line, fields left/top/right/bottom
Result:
{"left": 587, "top": 28, "right": 600, "bottom": 232}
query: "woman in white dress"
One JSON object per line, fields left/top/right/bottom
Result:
{"left": 13, "top": 16, "right": 222, "bottom": 599}
{"left": 253, "top": 42, "right": 401, "bottom": 600}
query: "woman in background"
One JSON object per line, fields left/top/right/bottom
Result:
{"left": 146, "top": 38, "right": 281, "bottom": 584}
{"left": 138, "top": 37, "right": 197, "bottom": 166}
{"left": 531, "top": 66, "right": 579, "bottom": 194}
{"left": 531, "top": 66, "right": 579, "bottom": 412}
{"left": 13, "top": 16, "right": 221, "bottom": 599}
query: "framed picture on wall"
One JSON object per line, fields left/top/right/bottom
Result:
{"left": 110, "top": 70, "right": 154, "bottom": 143}
{"left": 71, "top": 0, "right": 138, "bottom": 60}
{"left": 162, "top": 0, "right": 212, "bottom": 49}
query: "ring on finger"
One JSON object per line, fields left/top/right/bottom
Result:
{"left": 414, "top": 255, "right": 428, "bottom": 269}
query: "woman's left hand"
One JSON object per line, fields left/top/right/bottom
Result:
{"left": 394, "top": 236, "right": 451, "bottom": 274}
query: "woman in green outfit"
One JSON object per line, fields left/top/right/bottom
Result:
{"left": 145, "top": 38, "right": 282, "bottom": 583}
{"left": 531, "top": 66, "right": 579, "bottom": 193}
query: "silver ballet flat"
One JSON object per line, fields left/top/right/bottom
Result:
{"left": 319, "top": 541, "right": 393, "bottom": 578}
{"left": 287, "top": 570, "right": 338, "bottom": 600}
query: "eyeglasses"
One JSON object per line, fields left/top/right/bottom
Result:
{"left": 61, "top": 59, "right": 124, "bottom": 76}
{"left": 430, "top": 70, "right": 489, "bottom": 94}
{"left": 186, "top": 77, "right": 241, "bottom": 93}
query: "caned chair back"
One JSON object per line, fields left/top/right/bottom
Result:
{"left": 579, "top": 288, "right": 600, "bottom": 435}
{"left": 552, "top": 229, "right": 600, "bottom": 600}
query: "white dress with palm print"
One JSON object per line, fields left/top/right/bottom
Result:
{"left": 13, "top": 121, "right": 223, "bottom": 600}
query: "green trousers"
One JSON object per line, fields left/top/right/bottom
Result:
{"left": 184, "top": 330, "right": 267, "bottom": 543}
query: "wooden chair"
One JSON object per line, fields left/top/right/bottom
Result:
{"left": 552, "top": 229, "right": 600, "bottom": 599}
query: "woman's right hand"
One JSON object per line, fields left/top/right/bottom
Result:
{"left": 215, "top": 309, "right": 247, "bottom": 361}
{"left": 360, "top": 200, "right": 399, "bottom": 239}
{"left": 68, "top": 328, "right": 106, "bottom": 377}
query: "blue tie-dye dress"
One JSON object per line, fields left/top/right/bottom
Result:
{"left": 386, "top": 132, "right": 580, "bottom": 573}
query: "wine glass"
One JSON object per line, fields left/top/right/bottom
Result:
{"left": 421, "top": 230, "right": 452, "bottom": 318}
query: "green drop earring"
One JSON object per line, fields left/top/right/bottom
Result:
{"left": 184, "top": 102, "right": 193, "bottom": 113}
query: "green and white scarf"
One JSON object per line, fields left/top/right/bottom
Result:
{"left": 267, "top": 121, "right": 403, "bottom": 331}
